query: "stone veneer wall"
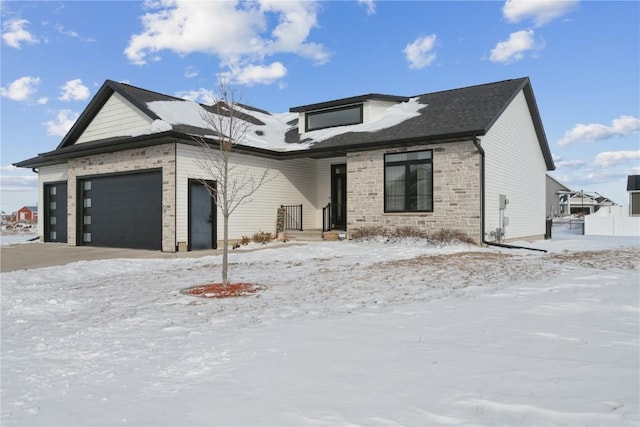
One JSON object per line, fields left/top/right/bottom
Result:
{"left": 66, "top": 144, "right": 176, "bottom": 252}
{"left": 346, "top": 141, "right": 482, "bottom": 243}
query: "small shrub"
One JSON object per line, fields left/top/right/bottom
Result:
{"left": 393, "top": 226, "right": 427, "bottom": 239}
{"left": 350, "top": 226, "right": 475, "bottom": 245}
{"left": 252, "top": 231, "right": 274, "bottom": 244}
{"left": 240, "top": 235, "right": 251, "bottom": 246}
{"left": 349, "top": 226, "right": 385, "bottom": 240}
{"left": 428, "top": 229, "right": 476, "bottom": 245}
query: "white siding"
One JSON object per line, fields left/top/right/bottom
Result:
{"left": 483, "top": 90, "right": 548, "bottom": 241}
{"left": 76, "top": 92, "right": 152, "bottom": 143}
{"left": 364, "top": 100, "right": 398, "bottom": 122}
{"left": 176, "top": 144, "right": 329, "bottom": 244}
{"left": 37, "top": 164, "right": 69, "bottom": 239}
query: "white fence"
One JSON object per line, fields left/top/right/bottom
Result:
{"left": 584, "top": 205, "right": 640, "bottom": 237}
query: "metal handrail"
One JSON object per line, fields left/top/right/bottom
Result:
{"left": 281, "top": 204, "right": 303, "bottom": 231}
{"left": 322, "top": 203, "right": 331, "bottom": 232}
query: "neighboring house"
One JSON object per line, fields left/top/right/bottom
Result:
{"left": 546, "top": 174, "right": 571, "bottom": 217}
{"left": 584, "top": 175, "right": 640, "bottom": 237}
{"left": 628, "top": 175, "right": 640, "bottom": 216}
{"left": 15, "top": 77, "right": 554, "bottom": 252}
{"left": 14, "top": 206, "right": 38, "bottom": 222}
{"left": 559, "top": 190, "right": 616, "bottom": 216}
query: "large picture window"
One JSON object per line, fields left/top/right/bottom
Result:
{"left": 384, "top": 150, "right": 433, "bottom": 212}
{"left": 306, "top": 104, "right": 363, "bottom": 131}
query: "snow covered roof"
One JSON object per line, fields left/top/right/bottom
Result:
{"left": 14, "top": 77, "right": 554, "bottom": 170}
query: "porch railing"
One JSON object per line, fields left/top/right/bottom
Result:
{"left": 281, "top": 204, "right": 303, "bottom": 231}
{"left": 322, "top": 203, "right": 331, "bottom": 232}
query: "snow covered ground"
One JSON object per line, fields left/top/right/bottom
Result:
{"left": 1, "top": 226, "right": 638, "bottom": 426}
{"left": 0, "top": 233, "right": 38, "bottom": 246}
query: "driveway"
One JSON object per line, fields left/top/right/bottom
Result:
{"left": 0, "top": 242, "right": 223, "bottom": 273}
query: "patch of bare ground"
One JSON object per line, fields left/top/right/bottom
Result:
{"left": 369, "top": 251, "right": 535, "bottom": 289}
{"left": 373, "top": 251, "right": 514, "bottom": 270}
{"left": 368, "top": 248, "right": 639, "bottom": 290}
{"left": 182, "top": 283, "right": 262, "bottom": 298}
{"left": 549, "top": 248, "right": 640, "bottom": 270}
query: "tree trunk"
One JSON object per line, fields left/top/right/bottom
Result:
{"left": 222, "top": 212, "right": 229, "bottom": 286}
{"left": 222, "top": 148, "right": 229, "bottom": 287}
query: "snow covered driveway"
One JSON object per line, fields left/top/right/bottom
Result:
{"left": 2, "top": 229, "right": 639, "bottom": 426}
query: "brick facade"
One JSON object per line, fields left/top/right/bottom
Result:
{"left": 66, "top": 144, "right": 176, "bottom": 252}
{"left": 346, "top": 141, "right": 482, "bottom": 243}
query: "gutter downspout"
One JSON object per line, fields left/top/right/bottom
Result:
{"left": 472, "top": 137, "right": 547, "bottom": 253}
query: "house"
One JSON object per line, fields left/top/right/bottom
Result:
{"left": 546, "top": 175, "right": 571, "bottom": 217}
{"left": 14, "top": 77, "right": 554, "bottom": 251}
{"left": 14, "top": 206, "right": 38, "bottom": 223}
{"left": 628, "top": 175, "right": 640, "bottom": 216}
{"left": 559, "top": 190, "right": 616, "bottom": 216}
{"left": 584, "top": 176, "right": 640, "bottom": 237}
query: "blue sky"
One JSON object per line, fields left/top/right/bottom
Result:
{"left": 1, "top": 0, "right": 638, "bottom": 213}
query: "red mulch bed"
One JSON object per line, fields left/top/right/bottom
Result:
{"left": 182, "top": 283, "right": 261, "bottom": 299}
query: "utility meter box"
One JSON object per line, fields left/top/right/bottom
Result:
{"left": 499, "top": 194, "right": 509, "bottom": 210}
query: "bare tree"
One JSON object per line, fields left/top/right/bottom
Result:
{"left": 194, "top": 82, "right": 273, "bottom": 286}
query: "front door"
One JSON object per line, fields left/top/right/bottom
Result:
{"left": 331, "top": 164, "right": 347, "bottom": 230}
{"left": 189, "top": 180, "right": 216, "bottom": 250}
{"left": 44, "top": 182, "right": 67, "bottom": 243}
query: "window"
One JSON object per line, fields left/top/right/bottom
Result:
{"left": 631, "top": 193, "right": 640, "bottom": 216}
{"left": 306, "top": 104, "right": 363, "bottom": 131}
{"left": 49, "top": 186, "right": 56, "bottom": 196}
{"left": 384, "top": 150, "right": 433, "bottom": 212}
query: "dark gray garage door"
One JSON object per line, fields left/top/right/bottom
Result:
{"left": 79, "top": 171, "right": 162, "bottom": 250}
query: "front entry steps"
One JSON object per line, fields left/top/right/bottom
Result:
{"left": 321, "top": 230, "right": 347, "bottom": 241}
{"left": 285, "top": 229, "right": 348, "bottom": 241}
{"left": 285, "top": 229, "right": 323, "bottom": 241}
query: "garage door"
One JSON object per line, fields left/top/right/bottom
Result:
{"left": 79, "top": 171, "right": 162, "bottom": 250}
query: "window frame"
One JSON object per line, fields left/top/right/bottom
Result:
{"left": 305, "top": 104, "right": 363, "bottom": 132}
{"left": 384, "top": 149, "right": 434, "bottom": 213}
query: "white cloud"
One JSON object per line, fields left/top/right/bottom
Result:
{"left": 555, "top": 159, "right": 586, "bottom": 169}
{"left": 175, "top": 88, "right": 217, "bottom": 105}
{"left": 558, "top": 115, "right": 640, "bottom": 146}
{"left": 53, "top": 23, "right": 95, "bottom": 42}
{"left": 184, "top": 66, "right": 198, "bottom": 79}
{"left": 225, "top": 62, "right": 288, "bottom": 86}
{"left": 489, "top": 29, "right": 543, "bottom": 63}
{"left": 54, "top": 23, "right": 78, "bottom": 38}
{"left": 503, "top": 0, "right": 579, "bottom": 27}
{"left": 403, "top": 34, "right": 437, "bottom": 69}
{"left": 358, "top": 0, "right": 376, "bottom": 15}
{"left": 593, "top": 150, "right": 640, "bottom": 168}
{"left": 2, "top": 18, "right": 39, "bottom": 48}
{"left": 0, "top": 175, "right": 38, "bottom": 192}
{"left": 59, "top": 79, "right": 90, "bottom": 101}
{"left": 44, "top": 110, "right": 79, "bottom": 136}
{"left": 0, "top": 165, "right": 19, "bottom": 172}
{"left": 124, "top": 0, "right": 329, "bottom": 84}
{"left": 0, "top": 76, "right": 42, "bottom": 102}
